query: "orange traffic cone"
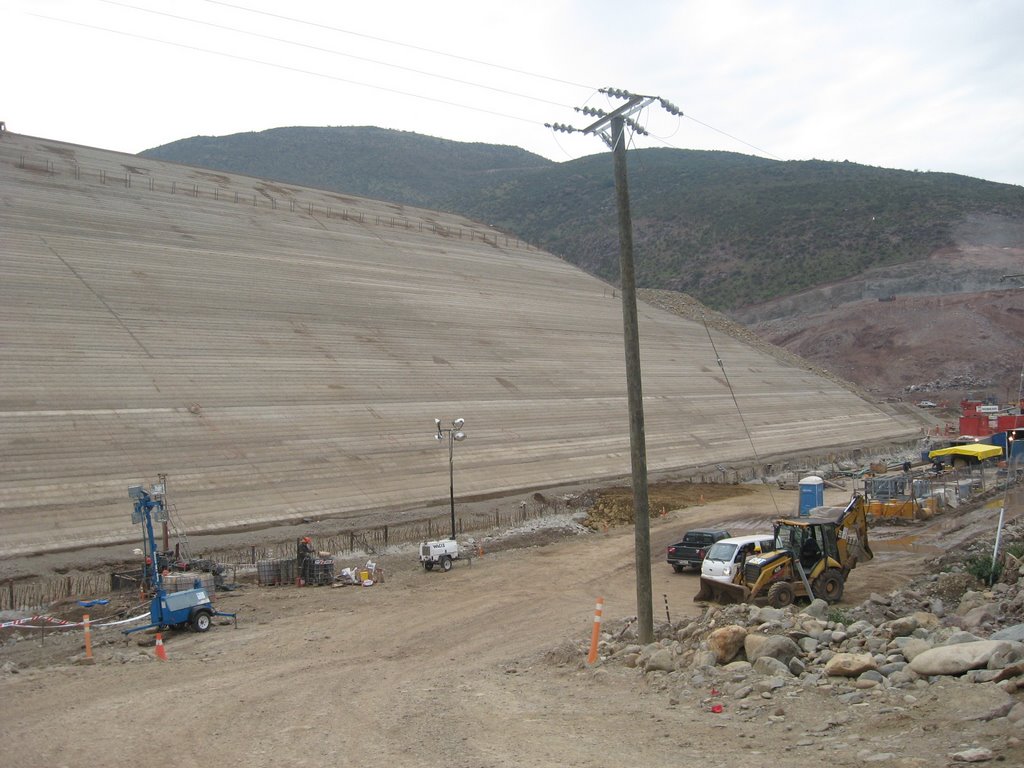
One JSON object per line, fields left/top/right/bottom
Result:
{"left": 154, "top": 632, "right": 168, "bottom": 661}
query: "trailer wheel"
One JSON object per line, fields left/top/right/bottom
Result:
{"left": 813, "top": 569, "right": 845, "bottom": 603}
{"left": 424, "top": 562, "right": 434, "bottom": 571}
{"left": 441, "top": 555, "right": 453, "bottom": 572}
{"left": 191, "top": 610, "right": 212, "bottom": 632}
{"left": 767, "top": 581, "right": 795, "bottom": 608}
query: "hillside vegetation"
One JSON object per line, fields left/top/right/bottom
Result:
{"left": 143, "top": 126, "right": 1024, "bottom": 311}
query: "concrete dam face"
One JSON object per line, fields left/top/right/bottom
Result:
{"left": 0, "top": 133, "right": 917, "bottom": 557}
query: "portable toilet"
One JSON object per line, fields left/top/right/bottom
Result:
{"left": 798, "top": 475, "right": 824, "bottom": 517}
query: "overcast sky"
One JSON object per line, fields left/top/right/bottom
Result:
{"left": 4, "top": 0, "right": 1023, "bottom": 186}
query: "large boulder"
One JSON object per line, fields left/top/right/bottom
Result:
{"left": 675, "top": 621, "right": 700, "bottom": 641}
{"left": 955, "top": 590, "right": 988, "bottom": 616}
{"left": 644, "top": 648, "right": 676, "bottom": 673}
{"left": 800, "top": 599, "right": 829, "bottom": 620}
{"left": 744, "top": 633, "right": 801, "bottom": 665}
{"left": 846, "top": 620, "right": 875, "bottom": 637}
{"left": 991, "top": 623, "right": 1024, "bottom": 642}
{"left": 752, "top": 606, "right": 787, "bottom": 624}
{"left": 795, "top": 618, "right": 827, "bottom": 637}
{"left": 884, "top": 616, "right": 919, "bottom": 637}
{"left": 909, "top": 640, "right": 1015, "bottom": 676}
{"left": 824, "top": 652, "right": 877, "bottom": 677}
{"left": 692, "top": 650, "right": 718, "bottom": 669}
{"left": 707, "top": 625, "right": 747, "bottom": 665}
{"left": 960, "top": 604, "right": 999, "bottom": 631}
{"left": 901, "top": 637, "right": 934, "bottom": 662}
{"left": 753, "top": 656, "right": 792, "bottom": 677}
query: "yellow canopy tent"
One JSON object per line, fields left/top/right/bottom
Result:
{"left": 928, "top": 444, "right": 1003, "bottom": 461}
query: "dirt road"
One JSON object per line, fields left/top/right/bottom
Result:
{"left": 2, "top": 486, "right": 1020, "bottom": 767}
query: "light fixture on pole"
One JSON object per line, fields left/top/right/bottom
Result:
{"left": 435, "top": 417, "right": 467, "bottom": 539}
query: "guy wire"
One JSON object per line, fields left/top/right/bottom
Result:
{"left": 701, "top": 312, "right": 781, "bottom": 515}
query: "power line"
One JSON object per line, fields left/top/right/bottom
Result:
{"left": 700, "top": 312, "right": 782, "bottom": 516}
{"left": 205, "top": 0, "right": 596, "bottom": 91}
{"left": 683, "top": 114, "right": 785, "bottom": 161}
{"left": 201, "top": 2, "right": 785, "bottom": 161}
{"left": 29, "top": 12, "right": 540, "bottom": 127}
{"left": 32, "top": 4, "right": 784, "bottom": 162}
{"left": 97, "top": 0, "right": 572, "bottom": 109}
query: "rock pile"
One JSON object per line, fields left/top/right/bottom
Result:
{"left": 602, "top": 598, "right": 1024, "bottom": 701}
{"left": 582, "top": 520, "right": 1024, "bottom": 748}
{"left": 904, "top": 375, "right": 996, "bottom": 395}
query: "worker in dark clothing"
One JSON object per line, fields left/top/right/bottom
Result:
{"left": 297, "top": 536, "right": 315, "bottom": 585}
{"left": 799, "top": 531, "right": 821, "bottom": 570}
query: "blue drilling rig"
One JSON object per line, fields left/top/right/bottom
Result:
{"left": 123, "top": 483, "right": 236, "bottom": 635}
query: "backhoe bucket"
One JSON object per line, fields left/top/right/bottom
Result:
{"left": 694, "top": 577, "right": 750, "bottom": 604}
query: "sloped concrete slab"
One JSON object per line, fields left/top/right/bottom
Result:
{"left": 0, "top": 134, "right": 919, "bottom": 556}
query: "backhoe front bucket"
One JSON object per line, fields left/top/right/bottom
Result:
{"left": 694, "top": 576, "right": 750, "bottom": 604}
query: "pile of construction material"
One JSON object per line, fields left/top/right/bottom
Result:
{"left": 334, "top": 560, "right": 382, "bottom": 587}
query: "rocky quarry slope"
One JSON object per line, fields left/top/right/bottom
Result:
{"left": 730, "top": 216, "right": 1024, "bottom": 405}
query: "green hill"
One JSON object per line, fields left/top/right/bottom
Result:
{"left": 143, "top": 126, "right": 553, "bottom": 210}
{"left": 142, "top": 127, "right": 1024, "bottom": 311}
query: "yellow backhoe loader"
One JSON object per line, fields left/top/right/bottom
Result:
{"left": 694, "top": 494, "right": 872, "bottom": 607}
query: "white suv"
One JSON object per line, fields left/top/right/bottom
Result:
{"left": 700, "top": 535, "right": 776, "bottom": 584}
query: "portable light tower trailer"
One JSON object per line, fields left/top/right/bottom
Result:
{"left": 419, "top": 418, "right": 467, "bottom": 572}
{"left": 123, "top": 484, "right": 236, "bottom": 635}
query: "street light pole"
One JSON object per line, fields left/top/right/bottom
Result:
{"left": 435, "top": 418, "right": 466, "bottom": 539}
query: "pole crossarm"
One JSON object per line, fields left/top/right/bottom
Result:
{"left": 580, "top": 96, "right": 654, "bottom": 148}
{"left": 545, "top": 87, "right": 682, "bottom": 149}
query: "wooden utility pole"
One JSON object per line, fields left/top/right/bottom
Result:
{"left": 548, "top": 90, "right": 682, "bottom": 644}
{"left": 609, "top": 113, "right": 654, "bottom": 644}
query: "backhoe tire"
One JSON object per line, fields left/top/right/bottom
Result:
{"left": 813, "top": 568, "right": 845, "bottom": 603}
{"left": 767, "top": 581, "right": 795, "bottom": 608}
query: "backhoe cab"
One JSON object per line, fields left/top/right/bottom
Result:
{"left": 694, "top": 494, "right": 872, "bottom": 607}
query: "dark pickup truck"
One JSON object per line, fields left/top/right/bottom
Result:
{"left": 666, "top": 528, "right": 731, "bottom": 572}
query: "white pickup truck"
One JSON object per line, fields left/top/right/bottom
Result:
{"left": 419, "top": 538, "right": 460, "bottom": 572}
